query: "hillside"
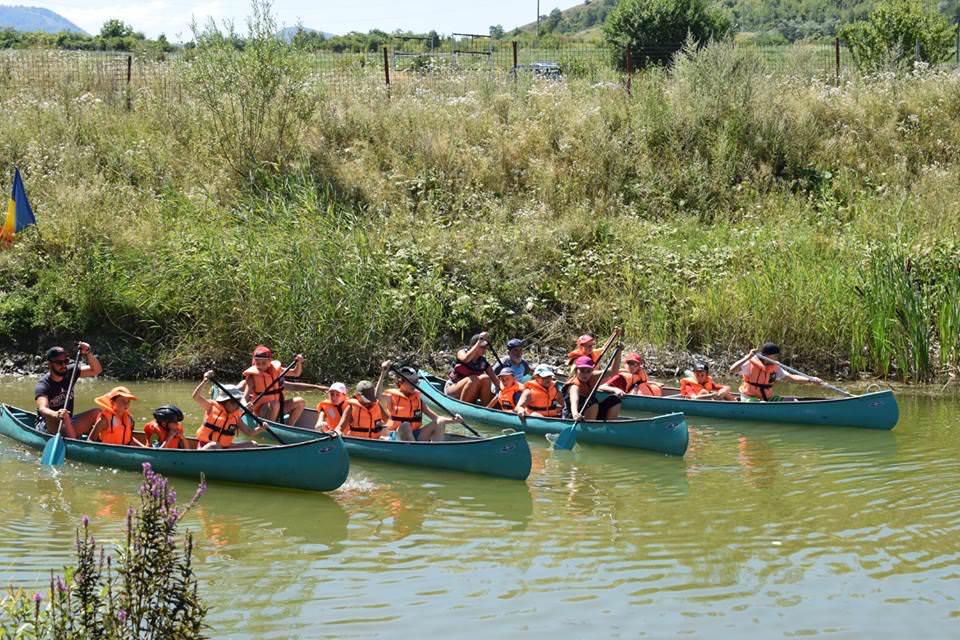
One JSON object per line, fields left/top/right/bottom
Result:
{"left": 277, "top": 25, "right": 336, "bottom": 42}
{"left": 515, "top": 0, "right": 960, "bottom": 42}
{"left": 0, "top": 5, "right": 86, "bottom": 34}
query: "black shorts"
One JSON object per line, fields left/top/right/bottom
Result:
{"left": 563, "top": 393, "right": 620, "bottom": 420}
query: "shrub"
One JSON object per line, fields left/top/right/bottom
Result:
{"left": 839, "top": 0, "right": 957, "bottom": 73}
{"left": 0, "top": 464, "right": 208, "bottom": 639}
{"left": 603, "top": 0, "right": 734, "bottom": 68}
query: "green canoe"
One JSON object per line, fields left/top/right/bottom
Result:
{"left": 0, "top": 403, "right": 350, "bottom": 492}
{"left": 260, "top": 409, "right": 532, "bottom": 480}
{"left": 416, "top": 373, "right": 689, "bottom": 456}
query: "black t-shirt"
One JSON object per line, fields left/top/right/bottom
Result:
{"left": 34, "top": 366, "right": 80, "bottom": 414}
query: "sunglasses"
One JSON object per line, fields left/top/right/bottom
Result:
{"left": 51, "top": 359, "right": 70, "bottom": 365}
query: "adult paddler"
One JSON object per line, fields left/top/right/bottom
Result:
{"left": 192, "top": 371, "right": 266, "bottom": 449}
{"left": 729, "top": 343, "right": 822, "bottom": 402}
{"left": 444, "top": 331, "right": 501, "bottom": 405}
{"left": 34, "top": 342, "right": 103, "bottom": 438}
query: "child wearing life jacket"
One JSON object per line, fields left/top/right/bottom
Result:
{"left": 316, "top": 382, "right": 348, "bottom": 432}
{"left": 515, "top": 365, "right": 562, "bottom": 417}
{"left": 386, "top": 366, "right": 463, "bottom": 442}
{"left": 192, "top": 371, "right": 266, "bottom": 450}
{"left": 89, "top": 386, "right": 144, "bottom": 447}
{"left": 563, "top": 356, "right": 623, "bottom": 421}
{"left": 240, "top": 346, "right": 310, "bottom": 426}
{"left": 729, "top": 343, "right": 822, "bottom": 402}
{"left": 679, "top": 362, "right": 735, "bottom": 401}
{"left": 487, "top": 368, "right": 522, "bottom": 412}
{"left": 604, "top": 352, "right": 663, "bottom": 397}
{"left": 566, "top": 327, "right": 622, "bottom": 368}
{"left": 143, "top": 405, "right": 187, "bottom": 449}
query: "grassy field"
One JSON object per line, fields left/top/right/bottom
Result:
{"left": 0, "top": 37, "right": 957, "bottom": 382}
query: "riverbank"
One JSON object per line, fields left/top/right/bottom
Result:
{"left": 0, "top": 40, "right": 957, "bottom": 382}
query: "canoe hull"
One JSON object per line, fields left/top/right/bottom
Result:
{"left": 0, "top": 404, "right": 350, "bottom": 492}
{"left": 416, "top": 373, "right": 688, "bottom": 456}
{"left": 270, "top": 416, "right": 532, "bottom": 480}
{"left": 610, "top": 389, "right": 899, "bottom": 430}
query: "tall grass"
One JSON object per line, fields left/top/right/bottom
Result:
{"left": 0, "top": 34, "right": 958, "bottom": 381}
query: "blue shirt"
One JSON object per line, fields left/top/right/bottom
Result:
{"left": 496, "top": 360, "right": 532, "bottom": 384}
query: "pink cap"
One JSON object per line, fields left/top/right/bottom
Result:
{"left": 252, "top": 345, "right": 272, "bottom": 358}
{"left": 576, "top": 334, "right": 594, "bottom": 345}
{"left": 574, "top": 356, "right": 594, "bottom": 369}
{"left": 624, "top": 352, "right": 642, "bottom": 363}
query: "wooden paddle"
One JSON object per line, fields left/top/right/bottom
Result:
{"left": 208, "top": 377, "right": 287, "bottom": 445}
{"left": 391, "top": 365, "right": 482, "bottom": 437}
{"left": 756, "top": 353, "right": 853, "bottom": 398}
{"left": 554, "top": 341, "right": 623, "bottom": 451}
{"left": 41, "top": 346, "right": 83, "bottom": 466}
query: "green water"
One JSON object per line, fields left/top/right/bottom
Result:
{"left": 1, "top": 375, "right": 958, "bottom": 638}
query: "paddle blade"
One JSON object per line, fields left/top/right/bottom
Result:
{"left": 40, "top": 432, "right": 65, "bottom": 466}
{"left": 553, "top": 425, "right": 577, "bottom": 450}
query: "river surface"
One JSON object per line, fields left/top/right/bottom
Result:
{"left": 1, "top": 375, "right": 958, "bottom": 638}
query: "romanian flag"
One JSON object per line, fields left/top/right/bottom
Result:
{"left": 2, "top": 168, "right": 36, "bottom": 245}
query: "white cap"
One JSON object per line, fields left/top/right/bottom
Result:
{"left": 329, "top": 382, "right": 348, "bottom": 394}
{"left": 534, "top": 364, "right": 555, "bottom": 378}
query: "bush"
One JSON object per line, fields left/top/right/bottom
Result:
{"left": 839, "top": 0, "right": 957, "bottom": 72}
{"left": 603, "top": 0, "right": 734, "bottom": 68}
{"left": 0, "top": 464, "right": 208, "bottom": 639}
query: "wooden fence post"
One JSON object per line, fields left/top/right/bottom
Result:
{"left": 834, "top": 37, "right": 840, "bottom": 86}
{"left": 126, "top": 55, "right": 132, "bottom": 111}
{"left": 625, "top": 46, "right": 632, "bottom": 97}
{"left": 512, "top": 40, "right": 518, "bottom": 79}
{"left": 382, "top": 46, "right": 390, "bottom": 87}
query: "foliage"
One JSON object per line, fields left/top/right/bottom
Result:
{"left": 603, "top": 0, "right": 735, "bottom": 68}
{"left": 0, "top": 20, "right": 172, "bottom": 54}
{"left": 180, "top": 0, "right": 317, "bottom": 180}
{"left": 838, "top": 0, "right": 957, "bottom": 72}
{"left": 0, "top": 464, "right": 207, "bottom": 639}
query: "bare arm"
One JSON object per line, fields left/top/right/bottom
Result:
{"left": 514, "top": 389, "right": 532, "bottom": 416}
{"left": 729, "top": 349, "right": 757, "bottom": 374}
{"left": 334, "top": 405, "right": 353, "bottom": 434}
{"left": 486, "top": 364, "right": 501, "bottom": 390}
{"left": 568, "top": 384, "right": 581, "bottom": 418}
{"left": 283, "top": 381, "right": 328, "bottom": 392}
{"left": 36, "top": 395, "right": 62, "bottom": 421}
{"left": 77, "top": 342, "right": 102, "bottom": 379}
{"left": 88, "top": 414, "right": 105, "bottom": 442}
{"left": 192, "top": 373, "right": 214, "bottom": 411}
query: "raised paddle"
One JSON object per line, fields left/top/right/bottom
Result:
{"left": 391, "top": 365, "right": 483, "bottom": 437}
{"left": 754, "top": 353, "right": 853, "bottom": 398}
{"left": 208, "top": 376, "right": 287, "bottom": 445}
{"left": 41, "top": 346, "right": 83, "bottom": 466}
{"left": 487, "top": 342, "right": 505, "bottom": 369}
{"left": 554, "top": 342, "right": 623, "bottom": 451}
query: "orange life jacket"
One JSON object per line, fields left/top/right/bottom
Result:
{"left": 143, "top": 420, "right": 185, "bottom": 449}
{"left": 566, "top": 347, "right": 602, "bottom": 365}
{"left": 345, "top": 397, "right": 384, "bottom": 439}
{"left": 384, "top": 388, "right": 423, "bottom": 431}
{"left": 243, "top": 360, "right": 284, "bottom": 409}
{"left": 196, "top": 402, "right": 242, "bottom": 448}
{"left": 680, "top": 376, "right": 720, "bottom": 399}
{"left": 95, "top": 408, "right": 134, "bottom": 445}
{"left": 317, "top": 400, "right": 347, "bottom": 432}
{"left": 496, "top": 382, "right": 522, "bottom": 411}
{"left": 620, "top": 369, "right": 663, "bottom": 397}
{"left": 523, "top": 380, "right": 561, "bottom": 417}
{"left": 739, "top": 357, "right": 779, "bottom": 400}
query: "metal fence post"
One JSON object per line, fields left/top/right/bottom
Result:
{"left": 914, "top": 38, "right": 921, "bottom": 63}
{"left": 126, "top": 54, "right": 132, "bottom": 111}
{"left": 512, "top": 40, "right": 518, "bottom": 80}
{"left": 382, "top": 46, "right": 390, "bottom": 87}
{"left": 834, "top": 37, "right": 840, "bottom": 85}
{"left": 956, "top": 20, "right": 959, "bottom": 66}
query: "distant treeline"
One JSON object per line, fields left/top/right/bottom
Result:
{"left": 0, "top": 19, "right": 174, "bottom": 55}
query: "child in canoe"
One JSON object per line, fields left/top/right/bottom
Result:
{"left": 604, "top": 352, "right": 663, "bottom": 397}
{"left": 333, "top": 362, "right": 391, "bottom": 438}
{"left": 88, "top": 386, "right": 146, "bottom": 447}
{"left": 487, "top": 368, "right": 522, "bottom": 412}
{"left": 679, "top": 362, "right": 735, "bottom": 401}
{"left": 730, "top": 343, "right": 822, "bottom": 402}
{"left": 240, "top": 346, "right": 314, "bottom": 426}
{"left": 192, "top": 371, "right": 266, "bottom": 449}
{"left": 143, "top": 405, "right": 188, "bottom": 449}
{"left": 316, "top": 382, "right": 349, "bottom": 432}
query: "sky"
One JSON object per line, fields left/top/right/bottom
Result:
{"left": 29, "top": 0, "right": 582, "bottom": 40}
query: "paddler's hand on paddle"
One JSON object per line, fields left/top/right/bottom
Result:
{"left": 516, "top": 406, "right": 528, "bottom": 417}
{"left": 78, "top": 341, "right": 91, "bottom": 356}
{"left": 808, "top": 376, "right": 823, "bottom": 385}
{"left": 203, "top": 370, "right": 215, "bottom": 381}
{"left": 452, "top": 413, "right": 464, "bottom": 424}
{"left": 295, "top": 353, "right": 304, "bottom": 363}
{"left": 381, "top": 360, "right": 392, "bottom": 371}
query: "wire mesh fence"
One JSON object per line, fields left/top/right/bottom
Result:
{"left": 0, "top": 38, "right": 952, "bottom": 107}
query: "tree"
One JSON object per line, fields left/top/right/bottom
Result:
{"left": 603, "top": 0, "right": 734, "bottom": 68}
{"left": 839, "top": 0, "right": 957, "bottom": 72}
{"left": 99, "top": 19, "right": 134, "bottom": 38}
{"left": 547, "top": 8, "right": 564, "bottom": 32}
{"left": 489, "top": 24, "right": 505, "bottom": 38}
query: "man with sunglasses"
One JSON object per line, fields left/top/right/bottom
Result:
{"left": 35, "top": 342, "right": 103, "bottom": 438}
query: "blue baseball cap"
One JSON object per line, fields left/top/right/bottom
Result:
{"left": 507, "top": 338, "right": 524, "bottom": 349}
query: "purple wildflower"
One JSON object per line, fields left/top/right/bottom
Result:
{"left": 56, "top": 576, "right": 67, "bottom": 592}
{"left": 33, "top": 592, "right": 42, "bottom": 603}
{"left": 117, "top": 609, "right": 127, "bottom": 622}
{"left": 81, "top": 515, "right": 89, "bottom": 527}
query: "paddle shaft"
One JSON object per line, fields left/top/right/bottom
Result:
{"left": 391, "top": 366, "right": 482, "bottom": 437}
{"left": 487, "top": 343, "right": 505, "bottom": 369}
{"left": 553, "top": 339, "right": 623, "bottom": 450}
{"left": 573, "top": 343, "right": 622, "bottom": 423}
{"left": 756, "top": 353, "right": 853, "bottom": 397}
{"left": 208, "top": 378, "right": 287, "bottom": 445}
{"left": 56, "top": 346, "right": 84, "bottom": 435}
{"left": 248, "top": 357, "right": 299, "bottom": 409}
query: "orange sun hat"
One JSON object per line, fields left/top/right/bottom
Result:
{"left": 93, "top": 386, "right": 138, "bottom": 411}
